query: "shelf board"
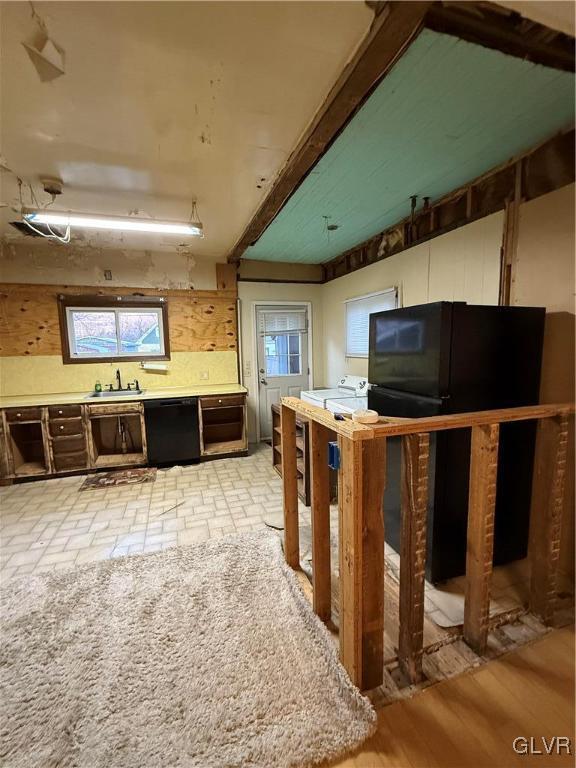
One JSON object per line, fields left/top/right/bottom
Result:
{"left": 14, "top": 461, "right": 48, "bottom": 476}
{"left": 202, "top": 439, "right": 247, "bottom": 456}
{"left": 94, "top": 453, "right": 145, "bottom": 468}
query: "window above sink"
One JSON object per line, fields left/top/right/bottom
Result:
{"left": 58, "top": 294, "right": 170, "bottom": 364}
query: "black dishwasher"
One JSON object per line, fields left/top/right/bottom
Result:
{"left": 144, "top": 398, "right": 201, "bottom": 465}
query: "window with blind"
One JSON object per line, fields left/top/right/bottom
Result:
{"left": 345, "top": 288, "right": 397, "bottom": 358}
{"left": 258, "top": 309, "right": 307, "bottom": 377}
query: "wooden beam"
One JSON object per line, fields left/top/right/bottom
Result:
{"left": 281, "top": 396, "right": 375, "bottom": 441}
{"left": 309, "top": 421, "right": 332, "bottom": 622}
{"left": 425, "top": 2, "right": 575, "bottom": 74}
{"left": 398, "top": 432, "right": 430, "bottom": 683}
{"left": 367, "top": 403, "right": 574, "bottom": 438}
{"left": 228, "top": 1, "right": 432, "bottom": 262}
{"left": 280, "top": 404, "right": 299, "bottom": 568}
{"left": 498, "top": 161, "right": 522, "bottom": 306}
{"left": 529, "top": 414, "right": 569, "bottom": 624}
{"left": 215, "top": 263, "right": 237, "bottom": 293}
{"left": 338, "top": 435, "right": 387, "bottom": 690}
{"left": 464, "top": 423, "right": 500, "bottom": 654}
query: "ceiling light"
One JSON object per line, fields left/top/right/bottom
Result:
{"left": 22, "top": 209, "right": 203, "bottom": 237}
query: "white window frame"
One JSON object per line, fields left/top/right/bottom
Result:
{"left": 264, "top": 331, "right": 303, "bottom": 378}
{"left": 345, "top": 288, "right": 398, "bottom": 359}
{"left": 65, "top": 305, "right": 166, "bottom": 360}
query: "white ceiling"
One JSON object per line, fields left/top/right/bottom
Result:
{"left": 0, "top": 1, "right": 373, "bottom": 256}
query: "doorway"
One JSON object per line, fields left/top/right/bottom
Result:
{"left": 255, "top": 304, "right": 310, "bottom": 440}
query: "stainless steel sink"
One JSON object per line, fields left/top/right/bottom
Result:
{"left": 86, "top": 389, "right": 144, "bottom": 398}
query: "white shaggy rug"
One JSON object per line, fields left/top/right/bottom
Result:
{"left": 0, "top": 531, "right": 375, "bottom": 768}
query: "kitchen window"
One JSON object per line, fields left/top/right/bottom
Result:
{"left": 58, "top": 295, "right": 169, "bottom": 363}
{"left": 345, "top": 288, "right": 397, "bottom": 358}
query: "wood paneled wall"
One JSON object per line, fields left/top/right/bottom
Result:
{"left": 0, "top": 283, "right": 237, "bottom": 357}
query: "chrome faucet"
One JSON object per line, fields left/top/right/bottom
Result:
{"left": 116, "top": 369, "right": 122, "bottom": 391}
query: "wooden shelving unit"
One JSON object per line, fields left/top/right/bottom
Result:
{"left": 199, "top": 394, "right": 248, "bottom": 458}
{"left": 271, "top": 403, "right": 310, "bottom": 505}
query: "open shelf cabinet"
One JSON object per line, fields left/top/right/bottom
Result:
{"left": 199, "top": 395, "right": 248, "bottom": 457}
{"left": 7, "top": 421, "right": 50, "bottom": 477}
{"left": 88, "top": 405, "right": 147, "bottom": 469}
{"left": 271, "top": 403, "right": 310, "bottom": 505}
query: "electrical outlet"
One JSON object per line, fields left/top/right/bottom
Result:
{"left": 200, "top": 371, "right": 209, "bottom": 380}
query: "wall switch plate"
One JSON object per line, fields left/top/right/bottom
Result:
{"left": 200, "top": 371, "right": 209, "bottom": 380}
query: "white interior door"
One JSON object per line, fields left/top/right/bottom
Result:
{"left": 256, "top": 306, "right": 309, "bottom": 440}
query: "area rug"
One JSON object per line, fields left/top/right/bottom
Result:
{"left": 79, "top": 466, "right": 157, "bottom": 490}
{"left": 0, "top": 532, "right": 375, "bottom": 768}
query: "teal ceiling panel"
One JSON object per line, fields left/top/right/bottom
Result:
{"left": 245, "top": 29, "right": 574, "bottom": 264}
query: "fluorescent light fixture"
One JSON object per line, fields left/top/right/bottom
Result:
{"left": 22, "top": 208, "right": 203, "bottom": 236}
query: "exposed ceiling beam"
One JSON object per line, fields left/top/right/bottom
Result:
{"left": 228, "top": 1, "right": 575, "bottom": 264}
{"left": 426, "top": 2, "right": 575, "bottom": 73}
{"left": 227, "top": 1, "right": 433, "bottom": 262}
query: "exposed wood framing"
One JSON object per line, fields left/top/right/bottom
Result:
{"left": 426, "top": 2, "right": 575, "bottom": 73}
{"left": 529, "top": 414, "right": 569, "bottom": 623}
{"left": 227, "top": 1, "right": 432, "bottom": 262}
{"left": 229, "top": 1, "right": 573, "bottom": 268}
{"left": 281, "top": 396, "right": 574, "bottom": 688}
{"left": 280, "top": 404, "right": 300, "bottom": 569}
{"left": 398, "top": 432, "right": 430, "bottom": 683}
{"left": 338, "top": 435, "right": 387, "bottom": 690}
{"left": 463, "top": 423, "right": 500, "bottom": 654}
{"left": 309, "top": 421, "right": 332, "bottom": 622}
{"left": 323, "top": 128, "right": 575, "bottom": 282}
{"left": 215, "top": 263, "right": 238, "bottom": 292}
{"left": 498, "top": 161, "right": 522, "bottom": 305}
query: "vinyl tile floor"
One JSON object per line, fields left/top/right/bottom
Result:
{"left": 0, "top": 443, "right": 290, "bottom": 583}
{"left": 0, "top": 443, "right": 548, "bottom": 629}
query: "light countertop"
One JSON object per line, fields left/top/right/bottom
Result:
{"left": 0, "top": 384, "right": 248, "bottom": 409}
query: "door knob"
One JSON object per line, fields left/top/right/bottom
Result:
{"left": 260, "top": 378, "right": 268, "bottom": 385}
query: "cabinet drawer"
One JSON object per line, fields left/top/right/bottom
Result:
{"left": 49, "top": 418, "right": 84, "bottom": 437}
{"left": 48, "top": 405, "right": 82, "bottom": 419}
{"left": 88, "top": 402, "right": 142, "bottom": 416}
{"left": 5, "top": 407, "right": 43, "bottom": 422}
{"left": 200, "top": 394, "right": 245, "bottom": 409}
{"left": 52, "top": 435, "right": 86, "bottom": 455}
{"left": 53, "top": 452, "right": 88, "bottom": 472}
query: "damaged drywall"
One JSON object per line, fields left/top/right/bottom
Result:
{"left": 0, "top": 240, "right": 218, "bottom": 289}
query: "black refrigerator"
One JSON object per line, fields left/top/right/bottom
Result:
{"left": 367, "top": 301, "right": 545, "bottom": 583}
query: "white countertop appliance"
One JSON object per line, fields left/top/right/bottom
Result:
{"left": 325, "top": 396, "right": 368, "bottom": 415}
{"left": 300, "top": 375, "right": 369, "bottom": 408}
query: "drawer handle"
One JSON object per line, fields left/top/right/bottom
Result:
{"left": 59, "top": 426, "right": 64, "bottom": 430}
{"left": 16, "top": 412, "right": 21, "bottom": 418}
{"left": 218, "top": 399, "right": 222, "bottom": 404}
{"left": 58, "top": 410, "right": 63, "bottom": 415}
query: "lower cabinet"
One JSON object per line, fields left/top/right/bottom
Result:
{"left": 87, "top": 402, "right": 147, "bottom": 469}
{"left": 199, "top": 394, "right": 248, "bottom": 457}
{"left": 0, "top": 393, "right": 248, "bottom": 481}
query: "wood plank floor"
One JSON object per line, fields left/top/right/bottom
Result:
{"left": 329, "top": 627, "right": 575, "bottom": 768}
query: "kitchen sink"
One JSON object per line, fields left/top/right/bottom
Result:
{"left": 86, "top": 389, "right": 144, "bottom": 398}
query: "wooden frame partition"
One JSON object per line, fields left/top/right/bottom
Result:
{"left": 279, "top": 398, "right": 574, "bottom": 691}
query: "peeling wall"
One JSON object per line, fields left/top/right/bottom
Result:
{"left": 0, "top": 241, "right": 218, "bottom": 290}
